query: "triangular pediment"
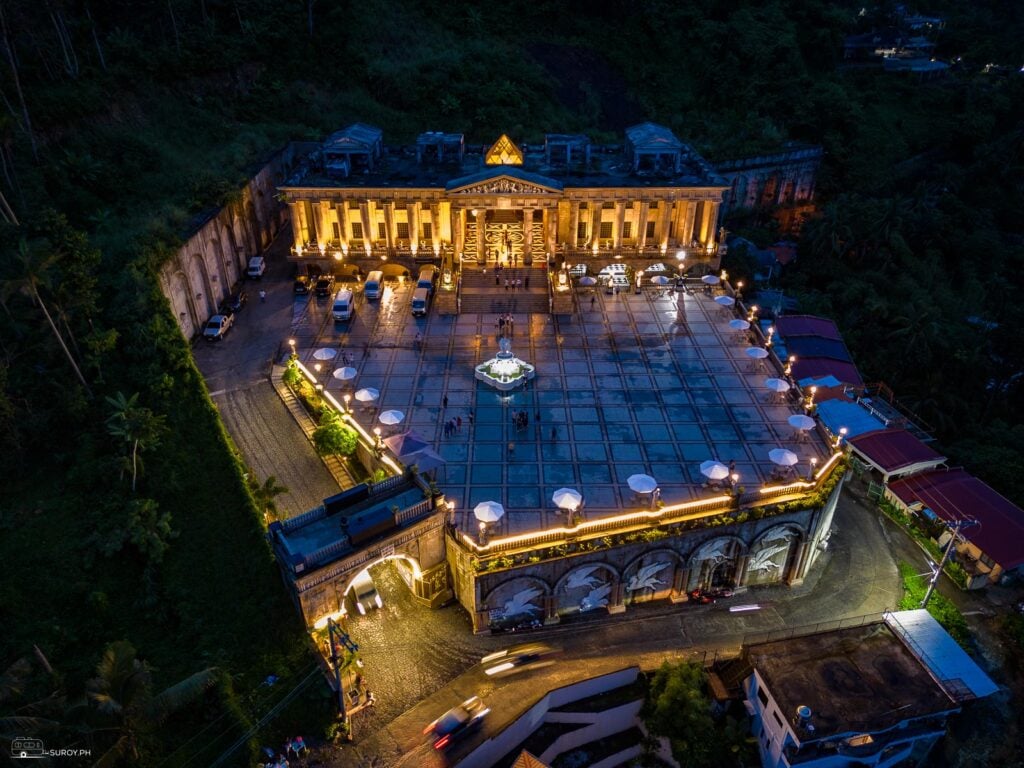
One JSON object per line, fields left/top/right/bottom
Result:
{"left": 485, "top": 134, "right": 523, "bottom": 165}
{"left": 446, "top": 167, "right": 563, "bottom": 195}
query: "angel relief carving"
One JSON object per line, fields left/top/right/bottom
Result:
{"left": 455, "top": 178, "right": 553, "bottom": 195}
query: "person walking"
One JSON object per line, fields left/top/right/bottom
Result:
{"left": 516, "top": 278, "right": 522, "bottom": 292}
{"left": 467, "top": 411, "right": 474, "bottom": 426}
{"left": 443, "top": 393, "right": 449, "bottom": 409}
{"left": 550, "top": 426, "right": 558, "bottom": 442}
{"left": 495, "top": 271, "right": 500, "bottom": 286}
{"left": 259, "top": 289, "right": 266, "bottom": 303}
{"left": 505, "top": 278, "right": 510, "bottom": 292}
{"left": 525, "top": 275, "right": 530, "bottom": 289}
{"left": 590, "top": 295, "right": 596, "bottom": 310}
{"left": 456, "top": 415, "right": 463, "bottom": 433}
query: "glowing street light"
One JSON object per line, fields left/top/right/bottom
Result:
{"left": 784, "top": 355, "right": 795, "bottom": 377}
{"left": 288, "top": 338, "right": 296, "bottom": 359}
{"left": 808, "top": 457, "right": 819, "bottom": 480}
{"left": 313, "top": 362, "right": 322, "bottom": 384}
{"left": 343, "top": 394, "right": 352, "bottom": 412}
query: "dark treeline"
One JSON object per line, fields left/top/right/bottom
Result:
{"left": 0, "top": 0, "right": 1022, "bottom": 763}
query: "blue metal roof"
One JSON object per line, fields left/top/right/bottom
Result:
{"left": 885, "top": 610, "right": 999, "bottom": 701}
{"left": 815, "top": 399, "right": 885, "bottom": 438}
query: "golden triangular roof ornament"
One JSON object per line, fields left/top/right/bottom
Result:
{"left": 485, "top": 134, "right": 524, "bottom": 165}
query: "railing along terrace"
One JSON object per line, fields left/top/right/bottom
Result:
{"left": 456, "top": 451, "right": 845, "bottom": 563}
{"left": 281, "top": 504, "right": 327, "bottom": 532}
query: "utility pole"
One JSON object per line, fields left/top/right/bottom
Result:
{"left": 327, "top": 618, "right": 358, "bottom": 731}
{"left": 921, "top": 518, "right": 976, "bottom": 609}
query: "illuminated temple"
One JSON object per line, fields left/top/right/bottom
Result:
{"left": 279, "top": 122, "right": 730, "bottom": 277}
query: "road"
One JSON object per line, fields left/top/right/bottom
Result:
{"left": 334, "top": 486, "right": 901, "bottom": 767}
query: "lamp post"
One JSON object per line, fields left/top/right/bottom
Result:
{"left": 835, "top": 427, "right": 848, "bottom": 449}
{"left": 747, "top": 304, "right": 759, "bottom": 323}
{"left": 288, "top": 338, "right": 296, "bottom": 359}
{"left": 804, "top": 385, "right": 818, "bottom": 412}
{"left": 765, "top": 326, "right": 775, "bottom": 348}
{"left": 784, "top": 355, "right": 795, "bottom": 378}
{"left": 808, "top": 457, "right": 818, "bottom": 481}
{"left": 478, "top": 521, "right": 487, "bottom": 545}
{"left": 921, "top": 518, "right": 977, "bottom": 608}
{"left": 313, "top": 362, "right": 322, "bottom": 385}
{"left": 736, "top": 280, "right": 744, "bottom": 301}
{"left": 373, "top": 427, "right": 383, "bottom": 450}
{"left": 343, "top": 394, "right": 352, "bottom": 413}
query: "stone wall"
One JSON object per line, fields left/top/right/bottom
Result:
{"left": 159, "top": 146, "right": 304, "bottom": 339}
{"left": 715, "top": 146, "right": 823, "bottom": 215}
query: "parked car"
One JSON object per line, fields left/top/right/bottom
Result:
{"left": 351, "top": 570, "right": 382, "bottom": 615}
{"left": 293, "top": 274, "right": 312, "bottom": 294}
{"left": 220, "top": 290, "right": 248, "bottom": 314}
{"left": 202, "top": 313, "right": 234, "bottom": 341}
{"left": 314, "top": 274, "right": 336, "bottom": 297}
{"left": 246, "top": 256, "right": 266, "bottom": 279}
{"left": 481, "top": 643, "right": 560, "bottom": 677}
{"left": 423, "top": 696, "right": 490, "bottom": 751}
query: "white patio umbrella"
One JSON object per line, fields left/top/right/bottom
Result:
{"left": 701, "top": 275, "right": 720, "bottom": 285}
{"left": 627, "top": 474, "right": 658, "bottom": 494}
{"left": 650, "top": 275, "right": 671, "bottom": 286}
{"left": 788, "top": 414, "right": 816, "bottom": 431}
{"left": 354, "top": 387, "right": 379, "bottom": 402}
{"left": 714, "top": 295, "right": 736, "bottom": 307}
{"left": 378, "top": 410, "right": 405, "bottom": 426}
{"left": 332, "top": 367, "right": 358, "bottom": 381}
{"left": 579, "top": 276, "right": 598, "bottom": 286}
{"left": 699, "top": 460, "right": 730, "bottom": 480}
{"left": 312, "top": 348, "right": 337, "bottom": 361}
{"left": 764, "top": 378, "right": 791, "bottom": 393}
{"left": 729, "top": 319, "right": 750, "bottom": 331}
{"left": 474, "top": 501, "right": 505, "bottom": 523}
{"left": 745, "top": 347, "right": 769, "bottom": 360}
{"left": 552, "top": 488, "right": 583, "bottom": 511}
{"left": 769, "top": 448, "right": 800, "bottom": 467}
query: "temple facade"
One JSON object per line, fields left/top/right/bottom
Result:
{"left": 279, "top": 123, "right": 730, "bottom": 276}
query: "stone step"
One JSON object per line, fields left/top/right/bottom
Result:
{"left": 461, "top": 268, "right": 547, "bottom": 290}
{"left": 459, "top": 292, "right": 549, "bottom": 314}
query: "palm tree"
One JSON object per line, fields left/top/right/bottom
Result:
{"left": 1, "top": 239, "right": 92, "bottom": 397}
{"left": 105, "top": 392, "right": 166, "bottom": 493}
{"left": 87, "top": 641, "right": 219, "bottom": 766}
{"left": 246, "top": 474, "right": 289, "bottom": 522}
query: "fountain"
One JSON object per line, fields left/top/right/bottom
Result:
{"left": 475, "top": 337, "right": 536, "bottom": 391}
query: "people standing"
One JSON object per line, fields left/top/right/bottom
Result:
{"left": 525, "top": 275, "right": 530, "bottom": 289}
{"left": 505, "top": 278, "right": 510, "bottom": 291}
{"left": 590, "top": 295, "right": 596, "bottom": 310}
{"left": 443, "top": 393, "right": 449, "bottom": 409}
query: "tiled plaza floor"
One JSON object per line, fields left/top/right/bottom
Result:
{"left": 304, "top": 283, "right": 829, "bottom": 536}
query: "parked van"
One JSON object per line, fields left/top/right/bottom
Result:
{"left": 246, "top": 256, "right": 266, "bottom": 279}
{"left": 332, "top": 288, "right": 355, "bottom": 321}
{"left": 364, "top": 270, "right": 384, "bottom": 300}
{"left": 351, "top": 570, "right": 382, "bottom": 615}
{"left": 416, "top": 266, "right": 438, "bottom": 293}
{"left": 411, "top": 287, "right": 430, "bottom": 317}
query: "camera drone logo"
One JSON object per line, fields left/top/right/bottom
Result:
{"left": 11, "top": 738, "right": 45, "bottom": 759}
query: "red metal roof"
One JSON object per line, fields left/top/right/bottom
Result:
{"left": 849, "top": 429, "right": 946, "bottom": 473}
{"left": 889, "top": 469, "right": 1024, "bottom": 570}
{"left": 792, "top": 358, "right": 863, "bottom": 386}
{"left": 775, "top": 315, "right": 844, "bottom": 340}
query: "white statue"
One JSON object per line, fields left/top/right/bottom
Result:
{"left": 579, "top": 584, "right": 611, "bottom": 612}
{"left": 749, "top": 541, "right": 791, "bottom": 572}
{"left": 565, "top": 565, "right": 603, "bottom": 591}
{"left": 627, "top": 561, "right": 670, "bottom": 592}
{"left": 502, "top": 587, "right": 542, "bottom": 618}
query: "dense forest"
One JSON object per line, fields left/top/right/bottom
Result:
{"left": 1, "top": 0, "right": 1022, "bottom": 764}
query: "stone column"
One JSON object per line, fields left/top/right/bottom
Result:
{"left": 673, "top": 201, "right": 687, "bottom": 246}
{"left": 787, "top": 542, "right": 812, "bottom": 585}
{"left": 409, "top": 202, "right": 421, "bottom": 255}
{"left": 568, "top": 201, "right": 580, "bottom": 250}
{"left": 476, "top": 209, "right": 487, "bottom": 262}
{"left": 699, "top": 200, "right": 714, "bottom": 243}
{"left": 523, "top": 208, "right": 533, "bottom": 260}
{"left": 287, "top": 201, "right": 306, "bottom": 249}
{"left": 637, "top": 201, "right": 649, "bottom": 250}
{"left": 670, "top": 565, "right": 691, "bottom": 602}
{"left": 682, "top": 201, "right": 697, "bottom": 246}
{"left": 545, "top": 207, "right": 558, "bottom": 253}
{"left": 383, "top": 202, "right": 396, "bottom": 255}
{"left": 613, "top": 201, "right": 626, "bottom": 249}
{"left": 734, "top": 555, "right": 751, "bottom": 588}
{"left": 543, "top": 594, "right": 560, "bottom": 625}
{"left": 708, "top": 201, "right": 721, "bottom": 244}
{"left": 335, "top": 202, "right": 349, "bottom": 251}
{"left": 658, "top": 200, "right": 673, "bottom": 252}
{"left": 608, "top": 583, "right": 626, "bottom": 614}
{"left": 359, "top": 202, "right": 373, "bottom": 254}
{"left": 429, "top": 203, "right": 442, "bottom": 254}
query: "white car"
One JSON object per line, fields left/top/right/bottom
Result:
{"left": 203, "top": 313, "right": 234, "bottom": 341}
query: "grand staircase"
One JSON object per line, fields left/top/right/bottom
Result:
{"left": 459, "top": 264, "right": 550, "bottom": 314}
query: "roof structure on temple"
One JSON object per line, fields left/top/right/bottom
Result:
{"left": 625, "top": 122, "right": 683, "bottom": 151}
{"left": 485, "top": 134, "right": 524, "bottom": 165}
{"left": 323, "top": 123, "right": 382, "bottom": 153}
{"left": 446, "top": 165, "right": 564, "bottom": 193}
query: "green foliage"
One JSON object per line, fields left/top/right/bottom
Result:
{"left": 311, "top": 411, "right": 358, "bottom": 457}
{"left": 247, "top": 474, "right": 290, "bottom": 523}
{"left": 897, "top": 562, "right": 971, "bottom": 647}
{"left": 641, "top": 663, "right": 716, "bottom": 768}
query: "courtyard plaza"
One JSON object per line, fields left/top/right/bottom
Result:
{"left": 294, "top": 274, "right": 831, "bottom": 537}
